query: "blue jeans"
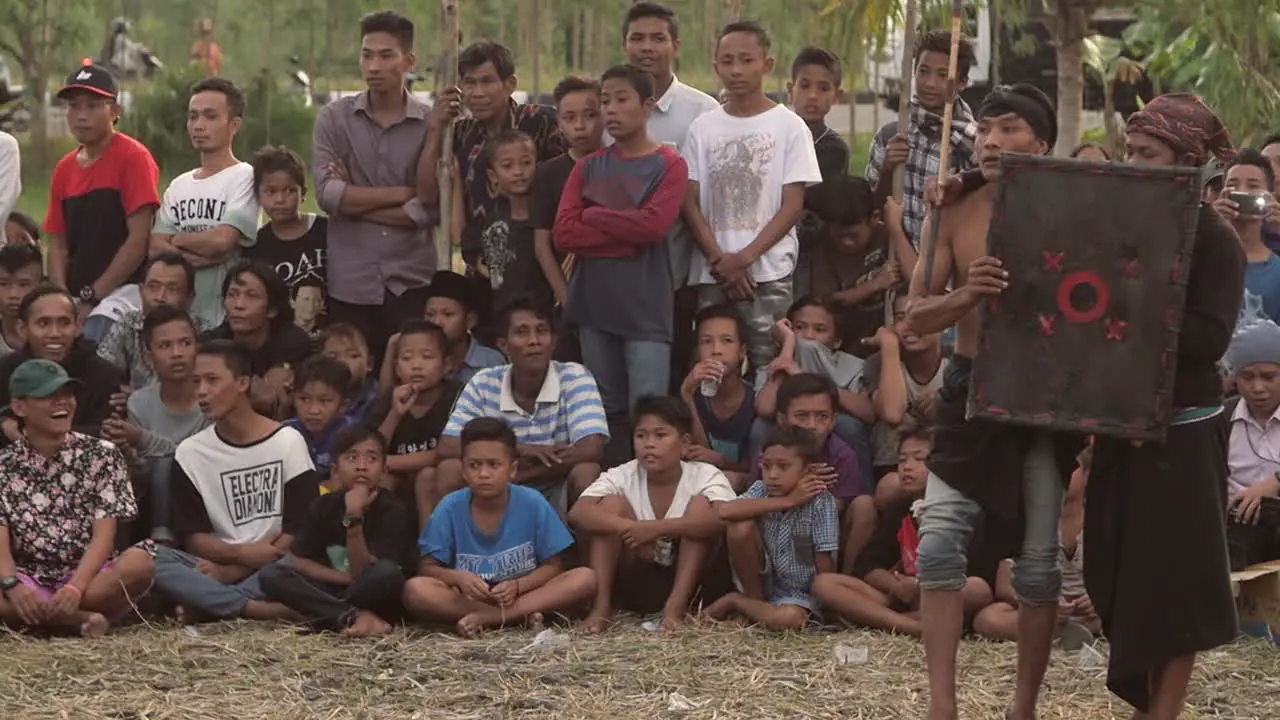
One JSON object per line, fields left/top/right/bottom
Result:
{"left": 82, "top": 314, "right": 114, "bottom": 343}
{"left": 577, "top": 327, "right": 670, "bottom": 465}
{"left": 916, "top": 431, "right": 1064, "bottom": 605}
{"left": 154, "top": 546, "right": 275, "bottom": 619}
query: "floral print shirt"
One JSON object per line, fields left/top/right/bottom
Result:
{"left": 0, "top": 432, "right": 138, "bottom": 587}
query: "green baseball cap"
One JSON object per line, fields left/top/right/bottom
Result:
{"left": 8, "top": 359, "right": 81, "bottom": 400}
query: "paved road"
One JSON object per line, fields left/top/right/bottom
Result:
{"left": 824, "top": 103, "right": 1106, "bottom": 135}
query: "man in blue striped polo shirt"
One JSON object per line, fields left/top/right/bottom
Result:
{"left": 437, "top": 295, "right": 608, "bottom": 515}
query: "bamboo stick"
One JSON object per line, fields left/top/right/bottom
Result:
{"left": 439, "top": 0, "right": 460, "bottom": 267}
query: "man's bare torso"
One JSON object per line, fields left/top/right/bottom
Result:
{"left": 921, "top": 185, "right": 996, "bottom": 358}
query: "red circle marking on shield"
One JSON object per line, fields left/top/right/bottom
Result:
{"left": 1056, "top": 271, "right": 1110, "bottom": 324}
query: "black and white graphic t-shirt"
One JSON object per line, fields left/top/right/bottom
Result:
{"left": 171, "top": 424, "right": 319, "bottom": 544}
{"left": 248, "top": 214, "right": 329, "bottom": 338}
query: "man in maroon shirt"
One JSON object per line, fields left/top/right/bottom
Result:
{"left": 554, "top": 64, "right": 688, "bottom": 464}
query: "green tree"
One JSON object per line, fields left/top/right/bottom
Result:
{"left": 0, "top": 0, "right": 101, "bottom": 172}
{"left": 1125, "top": 0, "right": 1280, "bottom": 145}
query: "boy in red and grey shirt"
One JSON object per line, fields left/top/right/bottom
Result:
{"left": 44, "top": 63, "right": 160, "bottom": 340}
{"left": 553, "top": 64, "right": 688, "bottom": 465}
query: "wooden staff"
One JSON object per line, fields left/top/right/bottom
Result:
{"left": 885, "top": 0, "right": 917, "bottom": 323}
{"left": 892, "top": 0, "right": 918, "bottom": 201}
{"left": 920, "top": 0, "right": 966, "bottom": 293}
{"left": 439, "top": 0, "right": 461, "bottom": 268}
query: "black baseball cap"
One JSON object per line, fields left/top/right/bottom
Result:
{"left": 57, "top": 61, "right": 119, "bottom": 101}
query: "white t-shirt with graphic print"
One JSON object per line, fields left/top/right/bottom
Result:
{"left": 154, "top": 162, "right": 260, "bottom": 327}
{"left": 171, "top": 424, "right": 317, "bottom": 545}
{"left": 683, "top": 104, "right": 823, "bottom": 285}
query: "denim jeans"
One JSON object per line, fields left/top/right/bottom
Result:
{"left": 577, "top": 326, "right": 670, "bottom": 465}
{"left": 259, "top": 557, "right": 405, "bottom": 630}
{"left": 153, "top": 546, "right": 275, "bottom": 619}
{"left": 916, "top": 431, "right": 1064, "bottom": 605}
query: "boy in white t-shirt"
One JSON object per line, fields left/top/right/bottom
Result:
{"left": 570, "top": 395, "right": 736, "bottom": 633}
{"left": 683, "top": 20, "right": 823, "bottom": 375}
{"left": 150, "top": 78, "right": 261, "bottom": 328}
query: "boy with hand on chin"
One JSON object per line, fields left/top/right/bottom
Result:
{"left": 402, "top": 418, "right": 596, "bottom": 636}
{"left": 369, "top": 320, "right": 463, "bottom": 529}
{"left": 378, "top": 272, "right": 504, "bottom": 390}
{"left": 260, "top": 426, "right": 412, "bottom": 637}
{"left": 706, "top": 426, "right": 838, "bottom": 629}
{"left": 570, "top": 396, "right": 735, "bottom": 633}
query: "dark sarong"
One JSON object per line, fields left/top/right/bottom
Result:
{"left": 1085, "top": 418, "right": 1238, "bottom": 711}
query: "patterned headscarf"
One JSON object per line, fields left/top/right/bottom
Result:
{"left": 1126, "top": 93, "right": 1235, "bottom": 164}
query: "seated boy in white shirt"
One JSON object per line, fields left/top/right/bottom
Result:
{"left": 570, "top": 396, "right": 737, "bottom": 633}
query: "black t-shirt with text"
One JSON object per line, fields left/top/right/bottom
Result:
{"left": 367, "top": 381, "right": 462, "bottom": 456}
{"left": 248, "top": 215, "right": 329, "bottom": 339}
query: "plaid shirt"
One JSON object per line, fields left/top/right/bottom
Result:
{"left": 865, "top": 99, "right": 978, "bottom": 248}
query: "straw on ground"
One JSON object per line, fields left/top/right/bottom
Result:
{"left": 1, "top": 620, "right": 1276, "bottom": 719}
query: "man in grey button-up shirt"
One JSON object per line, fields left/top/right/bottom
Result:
{"left": 313, "top": 10, "right": 436, "bottom": 364}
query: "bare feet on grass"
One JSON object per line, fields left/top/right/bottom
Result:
{"left": 526, "top": 612, "right": 545, "bottom": 632}
{"left": 704, "top": 592, "right": 742, "bottom": 621}
{"left": 581, "top": 608, "right": 614, "bottom": 635}
{"left": 342, "top": 610, "right": 392, "bottom": 638}
{"left": 80, "top": 612, "right": 110, "bottom": 638}
{"left": 659, "top": 612, "right": 684, "bottom": 634}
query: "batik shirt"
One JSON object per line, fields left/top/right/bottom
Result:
{"left": 0, "top": 432, "right": 137, "bottom": 587}
{"left": 97, "top": 308, "right": 209, "bottom": 389}
{"left": 865, "top": 99, "right": 977, "bottom": 248}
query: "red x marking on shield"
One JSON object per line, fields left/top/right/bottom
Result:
{"left": 1104, "top": 317, "right": 1127, "bottom": 341}
{"left": 1042, "top": 251, "right": 1065, "bottom": 272}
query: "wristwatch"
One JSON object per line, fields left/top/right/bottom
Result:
{"left": 341, "top": 513, "right": 364, "bottom": 529}
{"left": 0, "top": 576, "right": 19, "bottom": 597}
{"left": 78, "top": 285, "right": 98, "bottom": 305}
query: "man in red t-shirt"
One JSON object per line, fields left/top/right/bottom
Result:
{"left": 44, "top": 63, "right": 160, "bottom": 340}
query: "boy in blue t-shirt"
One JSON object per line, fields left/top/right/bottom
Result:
{"left": 402, "top": 418, "right": 596, "bottom": 636}
{"left": 285, "top": 355, "right": 358, "bottom": 490}
{"left": 705, "top": 425, "right": 839, "bottom": 629}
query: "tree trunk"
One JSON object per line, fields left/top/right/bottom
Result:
{"left": 705, "top": 0, "right": 717, "bottom": 62}
{"left": 1052, "top": 3, "right": 1089, "bottom": 156}
{"left": 531, "top": 0, "right": 541, "bottom": 98}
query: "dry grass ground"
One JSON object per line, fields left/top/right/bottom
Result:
{"left": 1, "top": 618, "right": 1277, "bottom": 719}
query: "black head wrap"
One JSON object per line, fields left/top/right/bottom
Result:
{"left": 977, "top": 83, "right": 1057, "bottom": 150}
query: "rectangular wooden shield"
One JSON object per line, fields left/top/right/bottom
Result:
{"left": 967, "top": 154, "right": 1202, "bottom": 442}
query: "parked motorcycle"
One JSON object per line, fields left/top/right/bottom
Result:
{"left": 97, "top": 18, "right": 164, "bottom": 82}
{"left": 287, "top": 56, "right": 314, "bottom": 108}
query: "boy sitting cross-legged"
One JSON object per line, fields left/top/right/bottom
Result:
{"left": 705, "top": 425, "right": 838, "bottom": 629}
{"left": 570, "top": 395, "right": 736, "bottom": 634}
{"left": 752, "top": 373, "right": 877, "bottom": 573}
{"left": 260, "top": 426, "right": 412, "bottom": 637}
{"left": 402, "top": 418, "right": 596, "bottom": 637}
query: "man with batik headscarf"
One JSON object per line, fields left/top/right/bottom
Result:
{"left": 1084, "top": 93, "right": 1244, "bottom": 719}
{"left": 903, "top": 83, "right": 1086, "bottom": 720}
